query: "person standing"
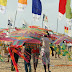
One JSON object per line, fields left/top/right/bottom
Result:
{"left": 50, "top": 43, "right": 54, "bottom": 56}
{"left": 32, "top": 44, "right": 40, "bottom": 72}
{"left": 56, "top": 45, "right": 61, "bottom": 58}
{"left": 67, "top": 42, "right": 72, "bottom": 52}
{"left": 6, "top": 44, "right": 10, "bottom": 62}
{"left": 41, "top": 34, "right": 52, "bottom": 72}
{"left": 23, "top": 43, "right": 31, "bottom": 72}
{"left": 1, "top": 44, "right": 5, "bottom": 57}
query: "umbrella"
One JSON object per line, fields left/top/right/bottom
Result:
{"left": 11, "top": 37, "right": 33, "bottom": 46}
{"left": 54, "top": 35, "right": 68, "bottom": 46}
{"left": 0, "top": 37, "right": 13, "bottom": 42}
{"left": 10, "top": 28, "right": 46, "bottom": 40}
{"left": 29, "top": 26, "right": 40, "bottom": 28}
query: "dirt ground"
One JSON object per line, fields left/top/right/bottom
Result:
{"left": 0, "top": 53, "right": 72, "bottom": 72}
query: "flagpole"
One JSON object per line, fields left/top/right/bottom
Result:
{"left": 42, "top": 18, "right": 43, "bottom": 28}
{"left": 14, "top": 10, "right": 17, "bottom": 28}
{"left": 42, "top": 15, "right": 43, "bottom": 28}
{"left": 56, "top": 18, "right": 58, "bottom": 33}
{"left": 64, "top": 26, "right": 65, "bottom": 35}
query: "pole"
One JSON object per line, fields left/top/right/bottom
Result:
{"left": 56, "top": 18, "right": 58, "bottom": 33}
{"left": 64, "top": 26, "right": 65, "bottom": 35}
{"left": 42, "top": 17, "right": 43, "bottom": 28}
{"left": 42, "top": 14, "right": 44, "bottom": 28}
{"left": 14, "top": 10, "right": 17, "bottom": 28}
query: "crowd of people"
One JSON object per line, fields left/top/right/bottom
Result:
{"left": 10, "top": 31, "right": 52, "bottom": 72}
{"left": 0, "top": 31, "right": 72, "bottom": 72}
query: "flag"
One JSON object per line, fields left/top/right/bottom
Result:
{"left": 45, "top": 26, "right": 48, "bottom": 29}
{"left": 18, "top": 0, "right": 27, "bottom": 11}
{"left": 66, "top": 0, "right": 71, "bottom": 19}
{"left": 64, "top": 26, "right": 66, "bottom": 33}
{"left": 0, "top": 1, "right": 1, "bottom": 12}
{"left": 0, "top": 0, "right": 7, "bottom": 14}
{"left": 66, "top": 27, "right": 68, "bottom": 33}
{"left": 22, "top": 24, "right": 26, "bottom": 28}
{"left": 32, "top": 0, "right": 42, "bottom": 21}
{"left": 43, "top": 14, "right": 48, "bottom": 22}
{"left": 44, "top": 23, "right": 48, "bottom": 29}
{"left": 66, "top": 0, "right": 72, "bottom": 25}
{"left": 22, "top": 20, "right": 27, "bottom": 28}
{"left": 7, "top": 18, "right": 13, "bottom": 29}
{"left": 64, "top": 26, "right": 68, "bottom": 33}
{"left": 58, "top": 0, "right": 67, "bottom": 20}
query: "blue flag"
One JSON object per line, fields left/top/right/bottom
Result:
{"left": 32, "top": 0, "right": 42, "bottom": 15}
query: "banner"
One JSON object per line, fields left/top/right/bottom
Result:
{"left": 64, "top": 26, "right": 68, "bottom": 33}
{"left": 58, "top": 0, "right": 67, "bottom": 20}
{"left": 7, "top": 18, "right": 13, "bottom": 29}
{"left": 0, "top": 0, "right": 7, "bottom": 14}
{"left": 43, "top": 14, "right": 48, "bottom": 22}
{"left": 18, "top": 0, "right": 27, "bottom": 11}
{"left": 32, "top": 0, "right": 42, "bottom": 21}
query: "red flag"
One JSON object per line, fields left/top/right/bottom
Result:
{"left": 58, "top": 0, "right": 67, "bottom": 20}
{"left": 66, "top": 27, "right": 68, "bottom": 33}
{"left": 67, "top": 27, "right": 68, "bottom": 30}
{"left": 59, "top": 0, "right": 67, "bottom": 15}
{"left": 64, "top": 26, "right": 67, "bottom": 33}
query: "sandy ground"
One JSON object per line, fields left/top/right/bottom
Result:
{"left": 0, "top": 53, "right": 72, "bottom": 72}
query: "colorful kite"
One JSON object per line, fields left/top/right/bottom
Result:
{"left": 18, "top": 0, "right": 27, "bottom": 11}
{"left": 32, "top": 0, "right": 42, "bottom": 21}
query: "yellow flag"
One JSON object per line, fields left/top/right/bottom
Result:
{"left": 65, "top": 29, "right": 66, "bottom": 33}
{"left": 0, "top": 0, "right": 7, "bottom": 6}
{"left": 66, "top": 30, "right": 68, "bottom": 33}
{"left": 0, "top": 0, "right": 1, "bottom": 5}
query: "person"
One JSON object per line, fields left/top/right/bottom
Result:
{"left": 1, "top": 44, "right": 5, "bottom": 57}
{"left": 50, "top": 43, "right": 54, "bottom": 56}
{"left": 41, "top": 34, "right": 52, "bottom": 72}
{"left": 11, "top": 47, "right": 20, "bottom": 71}
{"left": 62, "top": 41, "right": 66, "bottom": 50}
{"left": 6, "top": 44, "right": 10, "bottom": 62}
{"left": 55, "top": 45, "right": 61, "bottom": 58}
{"left": 23, "top": 43, "right": 31, "bottom": 72}
{"left": 31, "top": 44, "right": 40, "bottom": 72}
{"left": 67, "top": 42, "right": 72, "bottom": 52}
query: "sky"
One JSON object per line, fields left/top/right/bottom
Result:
{"left": 0, "top": 0, "right": 67, "bottom": 34}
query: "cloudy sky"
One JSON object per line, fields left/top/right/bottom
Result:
{"left": 0, "top": 0, "right": 67, "bottom": 34}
